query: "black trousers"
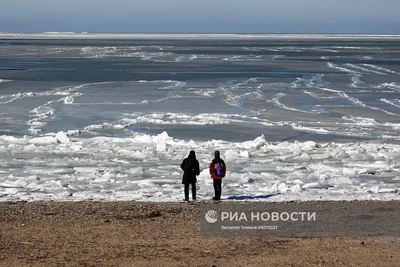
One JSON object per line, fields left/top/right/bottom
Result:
{"left": 213, "top": 179, "right": 222, "bottom": 199}
{"left": 184, "top": 183, "right": 196, "bottom": 199}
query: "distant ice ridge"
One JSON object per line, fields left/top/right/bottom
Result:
{"left": 119, "top": 112, "right": 234, "bottom": 125}
{"left": 0, "top": 131, "right": 399, "bottom": 202}
{"left": 267, "top": 93, "right": 316, "bottom": 114}
{"left": 1, "top": 33, "right": 400, "bottom": 40}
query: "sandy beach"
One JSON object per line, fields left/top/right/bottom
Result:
{"left": 0, "top": 201, "right": 399, "bottom": 267}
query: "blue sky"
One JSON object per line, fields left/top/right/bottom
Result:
{"left": 0, "top": 0, "right": 399, "bottom": 34}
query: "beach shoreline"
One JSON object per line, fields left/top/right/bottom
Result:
{"left": 0, "top": 200, "right": 399, "bottom": 267}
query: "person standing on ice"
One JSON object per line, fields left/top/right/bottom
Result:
{"left": 180, "top": 150, "right": 200, "bottom": 201}
{"left": 209, "top": 150, "right": 226, "bottom": 200}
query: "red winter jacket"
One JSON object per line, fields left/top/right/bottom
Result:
{"left": 209, "top": 159, "right": 226, "bottom": 179}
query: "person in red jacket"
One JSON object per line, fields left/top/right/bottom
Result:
{"left": 209, "top": 150, "right": 226, "bottom": 200}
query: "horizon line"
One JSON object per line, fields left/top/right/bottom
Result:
{"left": 1, "top": 31, "right": 400, "bottom": 35}
{"left": 1, "top": 32, "right": 399, "bottom": 40}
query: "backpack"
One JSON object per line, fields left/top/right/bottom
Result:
{"left": 215, "top": 162, "right": 225, "bottom": 177}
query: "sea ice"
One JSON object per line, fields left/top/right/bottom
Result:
{"left": 0, "top": 131, "right": 399, "bottom": 202}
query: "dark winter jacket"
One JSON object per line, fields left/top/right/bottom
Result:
{"left": 180, "top": 152, "right": 200, "bottom": 184}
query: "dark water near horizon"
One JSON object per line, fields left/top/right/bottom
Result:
{"left": 1, "top": 36, "right": 400, "bottom": 143}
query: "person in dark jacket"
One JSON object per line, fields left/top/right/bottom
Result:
{"left": 209, "top": 150, "right": 226, "bottom": 200}
{"left": 180, "top": 150, "right": 200, "bottom": 201}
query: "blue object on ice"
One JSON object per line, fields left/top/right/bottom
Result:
{"left": 226, "top": 194, "right": 280, "bottom": 200}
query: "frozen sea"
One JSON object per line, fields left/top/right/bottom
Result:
{"left": 0, "top": 33, "right": 399, "bottom": 202}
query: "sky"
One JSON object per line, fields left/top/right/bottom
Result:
{"left": 0, "top": 0, "right": 399, "bottom": 34}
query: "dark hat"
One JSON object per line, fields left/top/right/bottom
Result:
{"left": 214, "top": 150, "right": 220, "bottom": 157}
{"left": 189, "top": 150, "right": 196, "bottom": 156}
